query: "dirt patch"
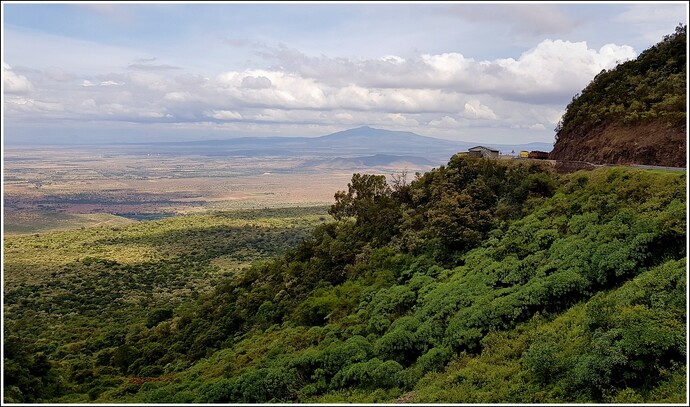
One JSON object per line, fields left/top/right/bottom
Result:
{"left": 394, "top": 392, "right": 417, "bottom": 403}
{"left": 550, "top": 122, "right": 686, "bottom": 167}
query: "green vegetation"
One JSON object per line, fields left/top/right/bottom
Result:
{"left": 3, "top": 206, "right": 330, "bottom": 402}
{"left": 3, "top": 157, "right": 686, "bottom": 403}
{"left": 555, "top": 24, "right": 686, "bottom": 137}
{"left": 3, "top": 212, "right": 135, "bottom": 235}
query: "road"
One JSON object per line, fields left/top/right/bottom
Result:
{"left": 629, "top": 164, "right": 686, "bottom": 172}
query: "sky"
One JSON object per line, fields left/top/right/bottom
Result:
{"left": 2, "top": 1, "right": 688, "bottom": 145}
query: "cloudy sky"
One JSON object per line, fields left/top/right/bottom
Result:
{"left": 2, "top": 2, "right": 687, "bottom": 145}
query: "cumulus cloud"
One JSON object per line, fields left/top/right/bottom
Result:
{"left": 241, "top": 75, "right": 273, "bottom": 89}
{"left": 5, "top": 97, "right": 63, "bottom": 113}
{"left": 138, "top": 111, "right": 171, "bottom": 119}
{"left": 128, "top": 63, "right": 181, "bottom": 71}
{"left": 127, "top": 71, "right": 170, "bottom": 91}
{"left": 3, "top": 64, "right": 34, "bottom": 93}
{"left": 251, "top": 39, "right": 635, "bottom": 104}
{"left": 2, "top": 38, "right": 627, "bottom": 138}
{"left": 43, "top": 66, "right": 76, "bottom": 82}
{"left": 384, "top": 113, "right": 419, "bottom": 127}
{"left": 333, "top": 112, "right": 354, "bottom": 122}
{"left": 461, "top": 100, "right": 497, "bottom": 120}
{"left": 206, "top": 110, "right": 242, "bottom": 120}
{"left": 163, "top": 91, "right": 194, "bottom": 102}
{"left": 429, "top": 116, "right": 460, "bottom": 128}
{"left": 1, "top": 30, "right": 638, "bottom": 144}
{"left": 7, "top": 0, "right": 685, "bottom": 145}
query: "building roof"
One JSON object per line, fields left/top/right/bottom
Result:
{"left": 468, "top": 146, "right": 499, "bottom": 152}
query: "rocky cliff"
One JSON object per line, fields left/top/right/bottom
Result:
{"left": 550, "top": 25, "right": 686, "bottom": 167}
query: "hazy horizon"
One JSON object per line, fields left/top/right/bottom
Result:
{"left": 3, "top": 2, "right": 687, "bottom": 145}
{"left": 2, "top": 125, "right": 555, "bottom": 151}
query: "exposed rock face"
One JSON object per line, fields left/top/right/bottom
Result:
{"left": 550, "top": 122, "right": 686, "bottom": 167}
{"left": 550, "top": 25, "right": 686, "bottom": 168}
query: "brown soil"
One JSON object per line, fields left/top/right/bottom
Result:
{"left": 550, "top": 121, "right": 686, "bottom": 167}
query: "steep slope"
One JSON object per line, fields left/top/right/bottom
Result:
{"left": 4, "top": 156, "right": 685, "bottom": 403}
{"left": 550, "top": 25, "right": 687, "bottom": 167}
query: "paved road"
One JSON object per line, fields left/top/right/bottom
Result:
{"left": 518, "top": 158, "right": 686, "bottom": 173}
{"left": 629, "top": 164, "right": 686, "bottom": 172}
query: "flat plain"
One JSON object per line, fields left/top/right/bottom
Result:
{"left": 3, "top": 145, "right": 426, "bottom": 234}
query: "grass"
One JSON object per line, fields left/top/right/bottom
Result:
{"left": 3, "top": 211, "right": 135, "bottom": 235}
{"left": 4, "top": 205, "right": 332, "bottom": 402}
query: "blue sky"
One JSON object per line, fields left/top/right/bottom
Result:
{"left": 2, "top": 2, "right": 688, "bottom": 145}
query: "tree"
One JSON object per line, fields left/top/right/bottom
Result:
{"left": 329, "top": 174, "right": 391, "bottom": 222}
{"left": 329, "top": 173, "right": 401, "bottom": 244}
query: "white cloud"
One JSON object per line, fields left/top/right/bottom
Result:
{"left": 481, "top": 40, "right": 635, "bottom": 102}
{"left": 384, "top": 113, "right": 419, "bottom": 127}
{"left": 127, "top": 71, "right": 169, "bottom": 91}
{"left": 546, "top": 108, "right": 566, "bottom": 125}
{"left": 3, "top": 64, "right": 34, "bottom": 93}
{"left": 5, "top": 97, "right": 63, "bottom": 113}
{"left": 380, "top": 55, "right": 406, "bottom": 64}
{"left": 241, "top": 75, "right": 273, "bottom": 89}
{"left": 3, "top": 42, "right": 624, "bottom": 144}
{"left": 163, "top": 91, "right": 193, "bottom": 102}
{"left": 206, "top": 110, "right": 242, "bottom": 120}
{"left": 461, "top": 100, "right": 497, "bottom": 120}
{"left": 81, "top": 99, "right": 97, "bottom": 108}
{"left": 100, "top": 103, "right": 129, "bottom": 116}
{"left": 333, "top": 112, "right": 354, "bottom": 121}
{"left": 255, "top": 39, "right": 636, "bottom": 104}
{"left": 421, "top": 52, "right": 472, "bottom": 79}
{"left": 1, "top": 20, "right": 650, "bottom": 145}
{"left": 138, "top": 111, "right": 171, "bottom": 119}
{"left": 99, "top": 80, "right": 122, "bottom": 86}
{"left": 43, "top": 67, "right": 76, "bottom": 82}
{"left": 429, "top": 116, "right": 460, "bottom": 128}
{"left": 128, "top": 63, "right": 181, "bottom": 71}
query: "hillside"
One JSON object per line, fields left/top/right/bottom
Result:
{"left": 120, "top": 126, "right": 467, "bottom": 161}
{"left": 4, "top": 156, "right": 686, "bottom": 404}
{"left": 550, "top": 25, "right": 687, "bottom": 167}
{"left": 112, "top": 126, "right": 553, "bottom": 162}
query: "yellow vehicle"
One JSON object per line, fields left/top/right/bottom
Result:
{"left": 519, "top": 150, "right": 529, "bottom": 158}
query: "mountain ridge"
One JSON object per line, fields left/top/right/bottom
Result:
{"left": 116, "top": 126, "right": 553, "bottom": 160}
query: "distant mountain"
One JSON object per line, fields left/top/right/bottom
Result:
{"left": 318, "top": 125, "right": 458, "bottom": 145}
{"left": 121, "top": 125, "right": 553, "bottom": 161}
{"left": 310, "top": 126, "right": 467, "bottom": 159}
